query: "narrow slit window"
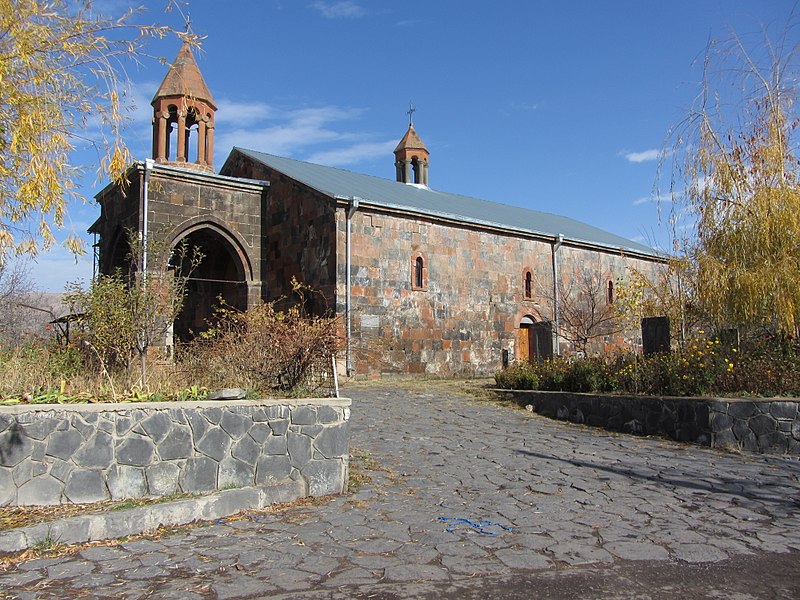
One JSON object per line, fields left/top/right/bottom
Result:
{"left": 524, "top": 271, "right": 533, "bottom": 299}
{"left": 607, "top": 280, "right": 614, "bottom": 304}
{"left": 415, "top": 256, "right": 424, "bottom": 289}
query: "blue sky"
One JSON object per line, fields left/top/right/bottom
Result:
{"left": 30, "top": 0, "right": 797, "bottom": 290}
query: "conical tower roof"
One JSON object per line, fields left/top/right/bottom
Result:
{"left": 151, "top": 40, "right": 217, "bottom": 109}
{"left": 394, "top": 123, "right": 428, "bottom": 153}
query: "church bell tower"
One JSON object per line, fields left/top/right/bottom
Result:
{"left": 394, "top": 106, "right": 429, "bottom": 186}
{"left": 151, "top": 40, "right": 217, "bottom": 172}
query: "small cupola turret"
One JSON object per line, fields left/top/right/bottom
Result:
{"left": 151, "top": 40, "right": 217, "bottom": 171}
{"left": 394, "top": 106, "right": 429, "bottom": 186}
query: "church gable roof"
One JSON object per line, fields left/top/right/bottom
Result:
{"left": 229, "top": 147, "right": 659, "bottom": 257}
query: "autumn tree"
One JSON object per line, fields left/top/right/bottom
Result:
{"left": 614, "top": 258, "right": 699, "bottom": 348}
{"left": 0, "top": 0, "right": 191, "bottom": 256}
{"left": 65, "top": 230, "right": 202, "bottom": 393}
{"left": 663, "top": 25, "right": 800, "bottom": 336}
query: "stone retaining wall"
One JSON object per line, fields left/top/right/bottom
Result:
{"left": 0, "top": 398, "right": 351, "bottom": 506}
{"left": 495, "top": 390, "right": 800, "bottom": 455}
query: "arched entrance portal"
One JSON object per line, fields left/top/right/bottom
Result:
{"left": 173, "top": 227, "right": 248, "bottom": 341}
{"left": 518, "top": 316, "right": 553, "bottom": 364}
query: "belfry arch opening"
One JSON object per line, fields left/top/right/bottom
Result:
{"left": 172, "top": 227, "right": 248, "bottom": 341}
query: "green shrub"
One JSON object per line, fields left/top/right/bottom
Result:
{"left": 494, "top": 361, "right": 539, "bottom": 390}
{"left": 493, "top": 333, "right": 800, "bottom": 398}
{"left": 563, "top": 358, "right": 607, "bottom": 393}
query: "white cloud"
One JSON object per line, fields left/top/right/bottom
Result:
{"left": 213, "top": 104, "right": 370, "bottom": 162}
{"left": 29, "top": 247, "right": 94, "bottom": 292}
{"left": 311, "top": 1, "right": 365, "bottom": 18}
{"left": 624, "top": 148, "right": 661, "bottom": 163}
{"left": 306, "top": 140, "right": 398, "bottom": 167}
{"left": 215, "top": 99, "right": 277, "bottom": 126}
{"left": 633, "top": 192, "right": 673, "bottom": 206}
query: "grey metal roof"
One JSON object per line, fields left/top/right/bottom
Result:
{"left": 233, "top": 147, "right": 659, "bottom": 257}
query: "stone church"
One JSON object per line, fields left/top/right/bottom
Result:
{"left": 91, "top": 42, "right": 663, "bottom": 377}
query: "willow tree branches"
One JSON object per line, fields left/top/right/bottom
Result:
{"left": 662, "top": 20, "right": 800, "bottom": 335}
{"left": 0, "top": 0, "right": 193, "bottom": 256}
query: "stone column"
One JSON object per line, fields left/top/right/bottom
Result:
{"left": 206, "top": 123, "right": 215, "bottom": 168}
{"left": 403, "top": 160, "right": 411, "bottom": 183}
{"left": 165, "top": 123, "right": 173, "bottom": 162}
{"left": 156, "top": 113, "right": 168, "bottom": 162}
{"left": 177, "top": 112, "right": 187, "bottom": 162}
{"left": 198, "top": 119, "right": 207, "bottom": 165}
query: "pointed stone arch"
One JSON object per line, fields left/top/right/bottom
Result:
{"left": 168, "top": 220, "right": 253, "bottom": 341}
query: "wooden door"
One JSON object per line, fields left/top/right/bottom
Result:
{"left": 518, "top": 325, "right": 530, "bottom": 363}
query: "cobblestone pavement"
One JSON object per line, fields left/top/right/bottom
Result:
{"left": 1, "top": 382, "right": 799, "bottom": 599}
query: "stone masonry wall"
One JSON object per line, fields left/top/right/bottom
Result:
{"left": 496, "top": 389, "right": 800, "bottom": 455}
{"left": 0, "top": 398, "right": 351, "bottom": 506}
{"left": 709, "top": 399, "right": 800, "bottom": 454}
{"left": 337, "top": 208, "right": 660, "bottom": 377}
{"left": 220, "top": 153, "right": 338, "bottom": 314}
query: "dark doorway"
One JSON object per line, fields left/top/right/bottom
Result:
{"left": 173, "top": 227, "right": 247, "bottom": 341}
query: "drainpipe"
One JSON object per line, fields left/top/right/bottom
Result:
{"left": 552, "top": 233, "right": 564, "bottom": 356}
{"left": 345, "top": 197, "right": 360, "bottom": 376}
{"left": 142, "top": 159, "right": 154, "bottom": 275}
{"left": 139, "top": 159, "right": 155, "bottom": 384}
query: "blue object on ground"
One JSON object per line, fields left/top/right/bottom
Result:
{"left": 439, "top": 516, "right": 513, "bottom": 536}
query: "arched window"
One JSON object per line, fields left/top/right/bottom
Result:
{"left": 412, "top": 252, "right": 427, "bottom": 290}
{"left": 524, "top": 269, "right": 533, "bottom": 299}
{"left": 607, "top": 280, "right": 614, "bottom": 304}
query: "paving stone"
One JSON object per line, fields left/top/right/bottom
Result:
{"left": 2, "top": 384, "right": 800, "bottom": 599}
{"left": 547, "top": 542, "right": 615, "bottom": 565}
{"left": 321, "top": 566, "right": 377, "bottom": 587}
{"left": 219, "top": 411, "right": 252, "bottom": 440}
{"left": 45, "top": 559, "right": 96, "bottom": 579}
{"left": 383, "top": 563, "right": 450, "bottom": 582}
{"left": 124, "top": 565, "right": 169, "bottom": 579}
{"left": 180, "top": 456, "right": 218, "bottom": 492}
{"left": 213, "top": 574, "right": 277, "bottom": 599}
{"left": 145, "top": 461, "right": 181, "bottom": 496}
{"left": 17, "top": 473, "right": 62, "bottom": 505}
{"left": 287, "top": 431, "right": 313, "bottom": 467}
{"left": 670, "top": 542, "right": 730, "bottom": 563}
{"left": 290, "top": 406, "right": 317, "bottom": 426}
{"left": 605, "top": 540, "right": 671, "bottom": 560}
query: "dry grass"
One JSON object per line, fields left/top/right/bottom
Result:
{"left": 0, "top": 493, "right": 198, "bottom": 532}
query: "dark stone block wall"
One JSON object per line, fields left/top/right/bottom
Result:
{"left": 94, "top": 163, "right": 268, "bottom": 309}
{"left": 221, "top": 155, "right": 338, "bottom": 315}
{"left": 496, "top": 389, "right": 800, "bottom": 455}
